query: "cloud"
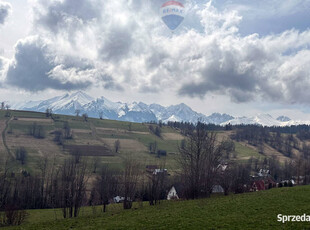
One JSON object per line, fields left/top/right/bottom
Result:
{"left": 6, "top": 36, "right": 94, "bottom": 91}
{"left": 0, "top": 56, "right": 7, "bottom": 84}
{"left": 3, "top": 0, "right": 310, "bottom": 105}
{"left": 0, "top": 1, "right": 11, "bottom": 24}
{"left": 176, "top": 9, "right": 310, "bottom": 104}
{"left": 33, "top": 0, "right": 102, "bottom": 33}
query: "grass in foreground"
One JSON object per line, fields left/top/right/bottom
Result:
{"left": 4, "top": 186, "right": 310, "bottom": 230}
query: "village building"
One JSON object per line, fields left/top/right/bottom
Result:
{"left": 167, "top": 186, "right": 179, "bottom": 200}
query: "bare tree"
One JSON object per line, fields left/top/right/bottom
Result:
{"left": 230, "top": 163, "right": 251, "bottom": 194}
{"left": 75, "top": 109, "right": 80, "bottom": 117}
{"left": 95, "top": 166, "right": 119, "bottom": 212}
{"left": 82, "top": 113, "right": 88, "bottom": 122}
{"left": 147, "top": 162, "right": 167, "bottom": 205}
{"left": 218, "top": 163, "right": 235, "bottom": 196}
{"left": 59, "top": 157, "right": 88, "bottom": 218}
{"left": 5, "top": 104, "right": 10, "bottom": 110}
{"left": 1, "top": 102, "right": 5, "bottom": 110}
{"left": 99, "top": 111, "right": 103, "bottom": 120}
{"left": 114, "top": 140, "right": 120, "bottom": 153}
{"left": 122, "top": 157, "right": 141, "bottom": 209}
{"left": 45, "top": 108, "right": 53, "bottom": 118}
{"left": 63, "top": 121, "right": 72, "bottom": 139}
{"left": 0, "top": 158, "right": 12, "bottom": 209}
{"left": 92, "top": 156, "right": 100, "bottom": 174}
{"left": 15, "top": 147, "right": 27, "bottom": 165}
{"left": 29, "top": 122, "right": 45, "bottom": 139}
{"left": 178, "top": 123, "right": 223, "bottom": 199}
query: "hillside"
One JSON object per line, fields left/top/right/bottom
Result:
{"left": 0, "top": 109, "right": 306, "bottom": 174}
{"left": 0, "top": 109, "right": 183, "bottom": 172}
{"left": 4, "top": 185, "right": 310, "bottom": 229}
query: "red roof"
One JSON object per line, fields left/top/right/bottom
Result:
{"left": 253, "top": 180, "right": 265, "bottom": 191}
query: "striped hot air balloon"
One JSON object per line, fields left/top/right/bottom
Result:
{"left": 160, "top": 1, "right": 185, "bottom": 31}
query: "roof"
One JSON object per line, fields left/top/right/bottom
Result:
{"left": 212, "top": 185, "right": 224, "bottom": 193}
{"left": 253, "top": 180, "right": 265, "bottom": 191}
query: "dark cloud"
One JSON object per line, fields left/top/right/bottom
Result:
{"left": 6, "top": 37, "right": 92, "bottom": 91}
{"left": 99, "top": 27, "right": 134, "bottom": 62}
{"left": 178, "top": 51, "right": 259, "bottom": 102}
{"left": 139, "top": 85, "right": 159, "bottom": 94}
{"left": 100, "top": 74, "right": 124, "bottom": 91}
{"left": 0, "top": 1, "right": 11, "bottom": 24}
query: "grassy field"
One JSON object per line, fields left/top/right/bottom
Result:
{"left": 0, "top": 109, "right": 292, "bottom": 174}
{"left": 4, "top": 185, "right": 310, "bottom": 229}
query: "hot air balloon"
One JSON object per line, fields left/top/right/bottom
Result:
{"left": 160, "top": 1, "right": 185, "bottom": 31}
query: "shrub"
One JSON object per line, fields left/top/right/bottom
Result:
{"left": 15, "top": 147, "right": 27, "bottom": 165}
{"left": 0, "top": 205, "right": 28, "bottom": 227}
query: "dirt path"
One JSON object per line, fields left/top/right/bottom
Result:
{"left": 0, "top": 117, "right": 13, "bottom": 159}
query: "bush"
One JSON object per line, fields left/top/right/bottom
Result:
{"left": 288, "top": 181, "right": 293, "bottom": 187}
{"left": 278, "top": 183, "right": 283, "bottom": 188}
{"left": 29, "top": 122, "right": 45, "bottom": 139}
{"left": 157, "top": 150, "right": 167, "bottom": 156}
{"left": 53, "top": 129, "right": 64, "bottom": 145}
{"left": 15, "top": 147, "right": 27, "bottom": 165}
{"left": 0, "top": 205, "right": 28, "bottom": 227}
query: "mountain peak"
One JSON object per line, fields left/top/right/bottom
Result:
{"left": 70, "top": 91, "right": 94, "bottom": 100}
{"left": 10, "top": 93, "right": 310, "bottom": 126}
{"left": 277, "top": 116, "right": 291, "bottom": 122}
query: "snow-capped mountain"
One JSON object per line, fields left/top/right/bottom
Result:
{"left": 149, "top": 103, "right": 207, "bottom": 123}
{"left": 11, "top": 91, "right": 233, "bottom": 124}
{"left": 223, "top": 114, "right": 310, "bottom": 127}
{"left": 204, "top": 113, "right": 234, "bottom": 125}
{"left": 16, "top": 91, "right": 94, "bottom": 114}
{"left": 223, "top": 114, "right": 282, "bottom": 126}
{"left": 10, "top": 91, "right": 310, "bottom": 126}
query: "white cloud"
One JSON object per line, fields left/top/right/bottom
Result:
{"left": 1, "top": 0, "right": 310, "bottom": 108}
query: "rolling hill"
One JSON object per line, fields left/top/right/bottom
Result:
{"left": 0, "top": 108, "right": 307, "bottom": 174}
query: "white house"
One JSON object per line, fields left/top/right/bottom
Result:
{"left": 212, "top": 185, "right": 224, "bottom": 194}
{"left": 113, "top": 196, "right": 125, "bottom": 203}
{"left": 167, "top": 186, "right": 179, "bottom": 200}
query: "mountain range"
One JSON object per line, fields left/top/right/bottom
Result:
{"left": 9, "top": 91, "right": 310, "bottom": 127}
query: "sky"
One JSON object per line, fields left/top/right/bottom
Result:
{"left": 0, "top": 0, "right": 310, "bottom": 120}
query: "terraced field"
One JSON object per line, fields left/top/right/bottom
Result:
{"left": 0, "top": 109, "right": 293, "bottom": 174}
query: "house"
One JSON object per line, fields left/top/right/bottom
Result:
{"left": 265, "top": 178, "right": 276, "bottom": 189}
{"left": 212, "top": 185, "right": 224, "bottom": 194}
{"left": 113, "top": 196, "right": 125, "bottom": 203}
{"left": 292, "top": 176, "right": 304, "bottom": 185}
{"left": 251, "top": 178, "right": 276, "bottom": 192}
{"left": 217, "top": 163, "right": 228, "bottom": 172}
{"left": 167, "top": 186, "right": 179, "bottom": 200}
{"left": 251, "top": 180, "right": 265, "bottom": 191}
{"left": 153, "top": 168, "right": 168, "bottom": 175}
{"left": 280, "top": 179, "right": 295, "bottom": 186}
{"left": 257, "top": 169, "right": 270, "bottom": 177}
